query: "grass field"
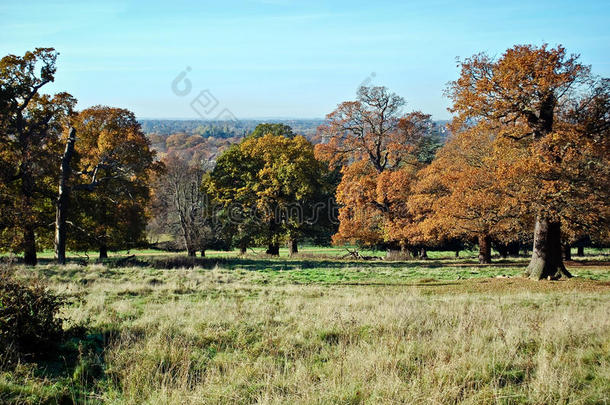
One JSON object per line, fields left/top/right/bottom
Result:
{"left": 2, "top": 249, "right": 609, "bottom": 404}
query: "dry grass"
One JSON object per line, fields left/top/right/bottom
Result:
{"left": 3, "top": 261, "right": 610, "bottom": 404}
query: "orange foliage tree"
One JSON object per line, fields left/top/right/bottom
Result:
{"left": 409, "top": 124, "right": 531, "bottom": 263}
{"left": 446, "top": 44, "right": 609, "bottom": 279}
{"left": 66, "top": 106, "right": 159, "bottom": 259}
{"left": 315, "top": 86, "right": 434, "bottom": 252}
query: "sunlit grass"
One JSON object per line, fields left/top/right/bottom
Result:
{"left": 2, "top": 250, "right": 609, "bottom": 404}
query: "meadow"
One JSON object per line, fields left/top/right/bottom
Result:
{"left": 1, "top": 248, "right": 609, "bottom": 404}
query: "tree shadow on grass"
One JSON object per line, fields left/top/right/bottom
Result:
{"left": 80, "top": 255, "right": 530, "bottom": 272}
{"left": 2, "top": 327, "right": 118, "bottom": 404}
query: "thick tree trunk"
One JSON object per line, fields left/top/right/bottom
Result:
{"left": 288, "top": 239, "right": 298, "bottom": 256}
{"left": 200, "top": 249, "right": 206, "bottom": 257}
{"left": 266, "top": 243, "right": 280, "bottom": 256}
{"left": 239, "top": 244, "right": 247, "bottom": 255}
{"left": 187, "top": 249, "right": 196, "bottom": 257}
{"left": 99, "top": 244, "right": 108, "bottom": 259}
{"left": 23, "top": 226, "right": 37, "bottom": 266}
{"left": 54, "top": 128, "right": 76, "bottom": 265}
{"left": 419, "top": 248, "right": 427, "bottom": 259}
{"left": 478, "top": 234, "right": 492, "bottom": 264}
{"left": 455, "top": 250, "right": 460, "bottom": 258}
{"left": 562, "top": 244, "right": 572, "bottom": 261}
{"left": 577, "top": 246, "right": 584, "bottom": 257}
{"left": 525, "top": 217, "right": 572, "bottom": 280}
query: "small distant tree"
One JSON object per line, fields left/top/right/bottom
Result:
{"left": 151, "top": 154, "right": 220, "bottom": 257}
{"left": 248, "top": 123, "right": 295, "bottom": 139}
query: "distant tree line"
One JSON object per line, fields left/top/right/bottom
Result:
{"left": 139, "top": 119, "right": 325, "bottom": 138}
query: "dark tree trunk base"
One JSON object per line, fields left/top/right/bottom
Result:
{"left": 99, "top": 245, "right": 108, "bottom": 259}
{"left": 200, "top": 250, "right": 206, "bottom": 257}
{"left": 289, "top": 239, "right": 298, "bottom": 256}
{"left": 525, "top": 218, "right": 572, "bottom": 280}
{"left": 23, "top": 227, "right": 37, "bottom": 266}
{"left": 478, "top": 235, "right": 491, "bottom": 264}
{"left": 577, "top": 246, "right": 584, "bottom": 257}
{"left": 507, "top": 242, "right": 520, "bottom": 257}
{"left": 266, "top": 243, "right": 280, "bottom": 256}
{"left": 497, "top": 244, "right": 508, "bottom": 259}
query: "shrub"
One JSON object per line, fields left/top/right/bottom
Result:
{"left": 0, "top": 265, "right": 65, "bottom": 359}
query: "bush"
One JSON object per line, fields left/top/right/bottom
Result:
{"left": 0, "top": 265, "right": 65, "bottom": 359}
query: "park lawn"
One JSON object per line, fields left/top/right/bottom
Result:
{"left": 1, "top": 252, "right": 609, "bottom": 404}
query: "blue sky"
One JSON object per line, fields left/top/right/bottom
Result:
{"left": 1, "top": 0, "right": 609, "bottom": 119}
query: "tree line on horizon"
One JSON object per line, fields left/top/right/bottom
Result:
{"left": 0, "top": 44, "right": 608, "bottom": 280}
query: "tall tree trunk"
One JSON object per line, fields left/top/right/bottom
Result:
{"left": 54, "top": 128, "right": 76, "bottom": 265}
{"left": 187, "top": 248, "right": 196, "bottom": 257}
{"left": 239, "top": 243, "right": 247, "bottom": 255}
{"left": 455, "top": 250, "right": 460, "bottom": 258}
{"left": 288, "top": 239, "right": 298, "bottom": 256}
{"left": 99, "top": 244, "right": 108, "bottom": 259}
{"left": 419, "top": 247, "right": 427, "bottom": 259}
{"left": 200, "top": 249, "right": 206, "bottom": 257}
{"left": 577, "top": 246, "right": 584, "bottom": 257}
{"left": 23, "top": 226, "right": 37, "bottom": 266}
{"left": 525, "top": 217, "right": 572, "bottom": 280}
{"left": 478, "top": 234, "right": 492, "bottom": 264}
{"left": 266, "top": 243, "right": 280, "bottom": 256}
{"left": 562, "top": 244, "right": 572, "bottom": 261}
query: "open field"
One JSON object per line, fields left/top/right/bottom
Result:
{"left": 1, "top": 251, "right": 609, "bottom": 404}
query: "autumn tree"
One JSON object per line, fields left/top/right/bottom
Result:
{"left": 316, "top": 86, "right": 435, "bottom": 253}
{"left": 209, "top": 132, "right": 331, "bottom": 255}
{"left": 62, "top": 106, "right": 158, "bottom": 259}
{"left": 447, "top": 44, "right": 609, "bottom": 279}
{"left": 0, "top": 48, "right": 75, "bottom": 265}
{"left": 409, "top": 125, "right": 531, "bottom": 264}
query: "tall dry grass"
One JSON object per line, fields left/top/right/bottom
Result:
{"left": 18, "top": 265, "right": 610, "bottom": 403}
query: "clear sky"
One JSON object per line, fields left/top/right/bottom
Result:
{"left": 1, "top": 0, "right": 609, "bottom": 120}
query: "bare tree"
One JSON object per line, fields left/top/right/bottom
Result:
{"left": 151, "top": 155, "right": 216, "bottom": 257}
